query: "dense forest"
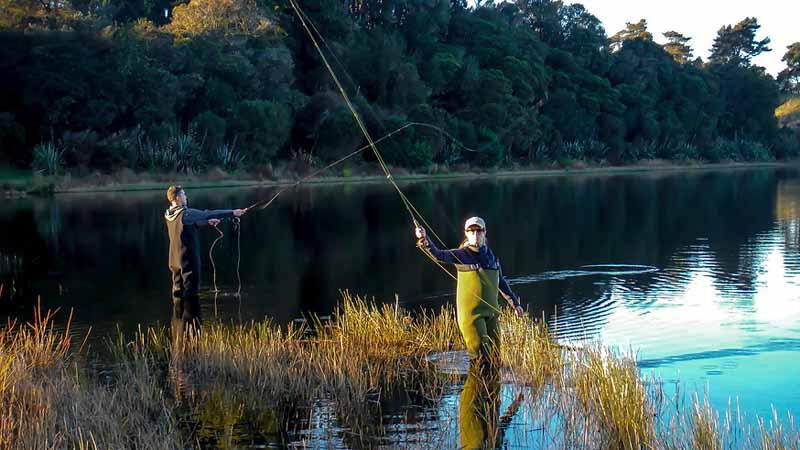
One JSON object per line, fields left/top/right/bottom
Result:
{"left": 1, "top": 0, "right": 799, "bottom": 175}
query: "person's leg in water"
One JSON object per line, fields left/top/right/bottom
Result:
{"left": 484, "top": 313, "right": 500, "bottom": 360}
{"left": 181, "top": 268, "right": 202, "bottom": 327}
{"left": 170, "top": 267, "right": 201, "bottom": 401}
{"left": 170, "top": 267, "right": 202, "bottom": 361}
{"left": 459, "top": 313, "right": 501, "bottom": 361}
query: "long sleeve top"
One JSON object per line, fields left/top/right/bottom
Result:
{"left": 418, "top": 236, "right": 519, "bottom": 307}
{"left": 165, "top": 206, "right": 235, "bottom": 271}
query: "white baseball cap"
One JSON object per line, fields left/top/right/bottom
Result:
{"left": 464, "top": 216, "right": 486, "bottom": 231}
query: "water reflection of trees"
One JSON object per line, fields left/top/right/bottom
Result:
{"left": 445, "top": 170, "right": 784, "bottom": 336}
{"left": 1, "top": 169, "right": 794, "bottom": 339}
{"left": 776, "top": 177, "right": 800, "bottom": 252}
{"left": 0, "top": 200, "right": 50, "bottom": 310}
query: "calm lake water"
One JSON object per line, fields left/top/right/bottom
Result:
{"left": 2, "top": 167, "right": 800, "bottom": 439}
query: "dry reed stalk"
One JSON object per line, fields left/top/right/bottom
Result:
{"left": 1, "top": 303, "right": 182, "bottom": 450}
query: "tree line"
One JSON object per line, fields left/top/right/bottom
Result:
{"left": 0, "top": 0, "right": 799, "bottom": 175}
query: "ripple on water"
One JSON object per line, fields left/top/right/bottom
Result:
{"left": 508, "top": 264, "right": 659, "bottom": 286}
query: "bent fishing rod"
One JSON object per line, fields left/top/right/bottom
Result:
{"left": 242, "top": 121, "right": 477, "bottom": 212}
{"left": 287, "top": 0, "right": 516, "bottom": 317}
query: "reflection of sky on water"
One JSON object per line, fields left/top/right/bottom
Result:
{"left": 584, "top": 186, "right": 800, "bottom": 420}
{"left": 4, "top": 169, "right": 800, "bottom": 443}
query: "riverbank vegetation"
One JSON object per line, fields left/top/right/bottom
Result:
{"left": 1, "top": 1, "right": 799, "bottom": 181}
{"left": 777, "top": 97, "right": 800, "bottom": 128}
{"left": 2, "top": 293, "right": 797, "bottom": 449}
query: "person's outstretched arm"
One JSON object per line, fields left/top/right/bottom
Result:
{"left": 415, "top": 227, "right": 473, "bottom": 264}
{"left": 183, "top": 208, "right": 245, "bottom": 226}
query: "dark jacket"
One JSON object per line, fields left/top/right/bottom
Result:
{"left": 418, "top": 237, "right": 519, "bottom": 306}
{"left": 165, "top": 206, "right": 234, "bottom": 272}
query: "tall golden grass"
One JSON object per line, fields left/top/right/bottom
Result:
{"left": 0, "top": 301, "right": 182, "bottom": 450}
{"left": 2, "top": 293, "right": 798, "bottom": 449}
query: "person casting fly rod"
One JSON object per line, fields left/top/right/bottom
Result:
{"left": 165, "top": 185, "right": 247, "bottom": 326}
{"left": 415, "top": 217, "right": 524, "bottom": 360}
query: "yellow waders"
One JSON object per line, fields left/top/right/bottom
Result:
{"left": 459, "top": 361, "right": 501, "bottom": 449}
{"left": 456, "top": 268, "right": 500, "bottom": 359}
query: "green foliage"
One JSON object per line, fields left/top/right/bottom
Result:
{"left": 709, "top": 17, "right": 771, "bottom": 67}
{"left": 167, "top": 0, "right": 277, "bottom": 40}
{"left": 738, "top": 140, "right": 772, "bottom": 161}
{"left": 0, "top": 112, "right": 25, "bottom": 165}
{"left": 394, "top": 140, "right": 433, "bottom": 169}
{"left": 772, "top": 128, "right": 800, "bottom": 159}
{"left": 662, "top": 31, "right": 693, "bottom": 64}
{"left": 474, "top": 128, "right": 503, "bottom": 167}
{"left": 608, "top": 19, "right": 653, "bottom": 52}
{"left": 135, "top": 127, "right": 204, "bottom": 172}
{"left": 314, "top": 108, "right": 362, "bottom": 162}
{"left": 700, "top": 142, "right": 722, "bottom": 163}
{"left": 778, "top": 43, "right": 800, "bottom": 95}
{"left": 213, "top": 142, "right": 246, "bottom": 170}
{"left": 666, "top": 142, "right": 700, "bottom": 160}
{"left": 713, "top": 64, "right": 780, "bottom": 140}
{"left": 424, "top": 52, "right": 462, "bottom": 96}
{"left": 0, "top": 0, "right": 790, "bottom": 174}
{"left": 92, "top": 129, "right": 141, "bottom": 172}
{"left": 387, "top": 62, "right": 429, "bottom": 110}
{"left": 172, "top": 131, "right": 202, "bottom": 172}
{"left": 231, "top": 100, "right": 290, "bottom": 163}
{"left": 191, "top": 111, "right": 227, "bottom": 153}
{"left": 380, "top": 116, "right": 417, "bottom": 167}
{"left": 31, "top": 142, "right": 64, "bottom": 175}
{"left": 707, "top": 137, "right": 775, "bottom": 161}
{"left": 137, "top": 137, "right": 176, "bottom": 171}
{"left": 776, "top": 97, "right": 800, "bottom": 129}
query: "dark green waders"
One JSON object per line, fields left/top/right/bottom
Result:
{"left": 456, "top": 268, "right": 501, "bottom": 359}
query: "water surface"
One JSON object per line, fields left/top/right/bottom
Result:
{"left": 2, "top": 167, "right": 799, "bottom": 436}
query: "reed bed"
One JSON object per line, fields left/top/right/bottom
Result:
{"left": 1, "top": 303, "right": 182, "bottom": 450}
{"left": 566, "top": 345, "right": 657, "bottom": 449}
{"left": 2, "top": 294, "right": 798, "bottom": 449}
{"left": 499, "top": 311, "right": 563, "bottom": 391}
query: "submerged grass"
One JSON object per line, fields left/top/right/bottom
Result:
{"left": 3, "top": 293, "right": 798, "bottom": 449}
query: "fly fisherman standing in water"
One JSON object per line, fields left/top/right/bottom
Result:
{"left": 415, "top": 217, "right": 524, "bottom": 360}
{"left": 164, "top": 185, "right": 246, "bottom": 327}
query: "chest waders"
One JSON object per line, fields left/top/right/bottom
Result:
{"left": 456, "top": 268, "right": 500, "bottom": 359}
{"left": 165, "top": 209, "right": 202, "bottom": 324}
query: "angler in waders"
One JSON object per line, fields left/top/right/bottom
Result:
{"left": 165, "top": 185, "right": 246, "bottom": 328}
{"left": 415, "top": 217, "right": 523, "bottom": 360}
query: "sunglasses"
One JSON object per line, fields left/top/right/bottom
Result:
{"left": 465, "top": 228, "right": 485, "bottom": 233}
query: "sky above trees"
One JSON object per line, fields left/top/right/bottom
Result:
{"left": 575, "top": 0, "right": 796, "bottom": 76}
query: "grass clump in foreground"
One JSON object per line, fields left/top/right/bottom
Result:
{"left": 0, "top": 302, "right": 183, "bottom": 450}
{"left": 3, "top": 293, "right": 799, "bottom": 449}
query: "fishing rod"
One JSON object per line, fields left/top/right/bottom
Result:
{"left": 242, "top": 121, "right": 478, "bottom": 212}
{"left": 287, "top": 0, "right": 514, "bottom": 317}
{"left": 209, "top": 121, "right": 460, "bottom": 306}
{"left": 209, "top": 120, "right": 422, "bottom": 301}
